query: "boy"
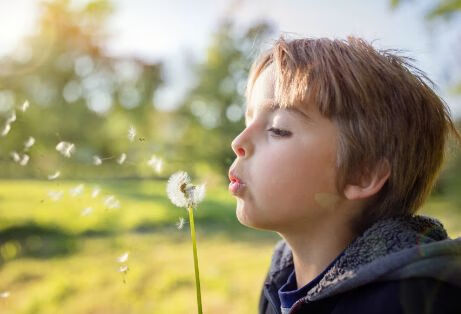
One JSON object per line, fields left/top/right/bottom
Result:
{"left": 228, "top": 36, "right": 461, "bottom": 314}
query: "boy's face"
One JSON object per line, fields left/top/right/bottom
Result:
{"left": 229, "top": 65, "right": 342, "bottom": 233}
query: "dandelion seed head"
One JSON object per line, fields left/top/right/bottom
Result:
{"left": 81, "top": 207, "right": 93, "bottom": 216}
{"left": 191, "top": 184, "right": 206, "bottom": 206}
{"left": 0, "top": 291, "right": 10, "bottom": 298}
{"left": 176, "top": 216, "right": 186, "bottom": 230}
{"left": 48, "top": 171, "right": 60, "bottom": 180}
{"left": 69, "top": 184, "right": 84, "bottom": 197}
{"left": 128, "top": 126, "right": 136, "bottom": 142}
{"left": 1, "top": 123, "right": 11, "bottom": 136}
{"left": 56, "top": 141, "right": 75, "bottom": 158}
{"left": 20, "top": 100, "right": 29, "bottom": 112}
{"left": 24, "top": 136, "right": 35, "bottom": 149}
{"left": 117, "top": 252, "right": 129, "bottom": 263}
{"left": 117, "top": 153, "right": 127, "bottom": 165}
{"left": 93, "top": 155, "right": 102, "bottom": 166}
{"left": 166, "top": 171, "right": 191, "bottom": 208}
{"left": 48, "top": 190, "right": 63, "bottom": 201}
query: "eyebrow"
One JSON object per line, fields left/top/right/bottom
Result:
{"left": 245, "top": 102, "right": 311, "bottom": 124}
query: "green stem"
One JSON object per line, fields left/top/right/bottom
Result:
{"left": 188, "top": 206, "right": 203, "bottom": 314}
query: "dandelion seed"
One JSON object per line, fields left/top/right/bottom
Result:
{"left": 176, "top": 217, "right": 186, "bottom": 230}
{"left": 6, "top": 111, "right": 16, "bottom": 124}
{"left": 118, "top": 265, "right": 129, "bottom": 273}
{"left": 56, "top": 141, "right": 75, "bottom": 158}
{"left": 0, "top": 291, "right": 10, "bottom": 298}
{"left": 1, "top": 123, "right": 11, "bottom": 136}
{"left": 48, "top": 190, "right": 63, "bottom": 201}
{"left": 19, "top": 154, "right": 29, "bottom": 166}
{"left": 117, "top": 252, "right": 129, "bottom": 263}
{"left": 24, "top": 136, "right": 35, "bottom": 150}
{"left": 48, "top": 171, "right": 60, "bottom": 180}
{"left": 91, "top": 186, "right": 100, "bottom": 198}
{"left": 104, "top": 195, "right": 120, "bottom": 209}
{"left": 147, "top": 155, "right": 163, "bottom": 174}
{"left": 117, "top": 153, "right": 127, "bottom": 165}
{"left": 128, "top": 126, "right": 136, "bottom": 142}
{"left": 10, "top": 151, "right": 20, "bottom": 163}
{"left": 93, "top": 155, "right": 102, "bottom": 165}
{"left": 81, "top": 207, "right": 93, "bottom": 216}
{"left": 20, "top": 100, "right": 29, "bottom": 112}
{"left": 69, "top": 184, "right": 84, "bottom": 197}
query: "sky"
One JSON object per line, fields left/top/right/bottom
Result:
{"left": 0, "top": 0, "right": 460, "bottom": 117}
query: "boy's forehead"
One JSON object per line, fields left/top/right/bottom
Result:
{"left": 245, "top": 63, "right": 314, "bottom": 122}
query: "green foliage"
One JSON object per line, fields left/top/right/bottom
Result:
{"left": 0, "top": 0, "right": 163, "bottom": 178}
{"left": 175, "top": 21, "right": 274, "bottom": 176}
{"left": 390, "top": 0, "right": 461, "bottom": 19}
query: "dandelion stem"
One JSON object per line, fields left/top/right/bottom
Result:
{"left": 188, "top": 206, "right": 203, "bottom": 314}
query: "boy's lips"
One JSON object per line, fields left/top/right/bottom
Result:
{"left": 228, "top": 169, "right": 246, "bottom": 195}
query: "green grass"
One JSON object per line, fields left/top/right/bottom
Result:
{"left": 0, "top": 179, "right": 459, "bottom": 313}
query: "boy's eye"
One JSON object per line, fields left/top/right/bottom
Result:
{"left": 266, "top": 127, "right": 292, "bottom": 137}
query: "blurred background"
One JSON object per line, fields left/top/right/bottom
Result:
{"left": 0, "top": 0, "right": 460, "bottom": 313}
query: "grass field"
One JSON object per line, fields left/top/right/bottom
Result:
{"left": 0, "top": 179, "right": 460, "bottom": 314}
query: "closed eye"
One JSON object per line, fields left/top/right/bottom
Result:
{"left": 267, "top": 127, "right": 292, "bottom": 137}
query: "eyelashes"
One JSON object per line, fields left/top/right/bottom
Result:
{"left": 266, "top": 127, "right": 292, "bottom": 137}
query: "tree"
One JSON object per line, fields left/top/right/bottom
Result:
{"left": 174, "top": 20, "right": 273, "bottom": 176}
{"left": 0, "top": 0, "right": 163, "bottom": 178}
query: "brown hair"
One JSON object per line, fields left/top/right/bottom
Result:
{"left": 246, "top": 35, "right": 461, "bottom": 232}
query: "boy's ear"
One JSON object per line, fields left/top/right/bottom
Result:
{"left": 343, "top": 159, "right": 391, "bottom": 201}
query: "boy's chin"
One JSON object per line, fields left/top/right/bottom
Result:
{"left": 235, "top": 202, "right": 273, "bottom": 231}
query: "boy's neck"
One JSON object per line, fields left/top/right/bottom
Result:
{"left": 280, "top": 220, "right": 358, "bottom": 289}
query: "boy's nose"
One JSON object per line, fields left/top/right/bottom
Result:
{"left": 231, "top": 135, "right": 248, "bottom": 158}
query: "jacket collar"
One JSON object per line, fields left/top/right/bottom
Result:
{"left": 266, "top": 214, "right": 461, "bottom": 302}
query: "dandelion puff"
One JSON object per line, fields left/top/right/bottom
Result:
{"left": 6, "top": 111, "right": 16, "bottom": 124}
{"left": 48, "top": 171, "right": 60, "bottom": 180}
{"left": 117, "top": 153, "right": 127, "bottom": 165}
{"left": 69, "top": 184, "right": 84, "bottom": 197}
{"left": 48, "top": 190, "right": 63, "bottom": 201}
{"left": 176, "top": 216, "right": 186, "bottom": 230}
{"left": 24, "top": 136, "right": 35, "bottom": 150}
{"left": 117, "top": 252, "right": 129, "bottom": 263}
{"left": 91, "top": 186, "right": 100, "bottom": 198}
{"left": 166, "top": 171, "right": 191, "bottom": 208}
{"left": 1, "top": 123, "right": 11, "bottom": 137}
{"left": 56, "top": 141, "right": 75, "bottom": 158}
{"left": 191, "top": 184, "right": 206, "bottom": 206}
{"left": 10, "top": 151, "right": 20, "bottom": 163}
{"left": 19, "top": 154, "right": 29, "bottom": 166}
{"left": 81, "top": 207, "right": 93, "bottom": 216}
{"left": 93, "top": 155, "right": 102, "bottom": 166}
{"left": 128, "top": 126, "right": 136, "bottom": 142}
{"left": 0, "top": 291, "right": 10, "bottom": 298}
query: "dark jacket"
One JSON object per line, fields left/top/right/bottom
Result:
{"left": 259, "top": 214, "right": 461, "bottom": 314}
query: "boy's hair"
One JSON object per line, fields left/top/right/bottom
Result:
{"left": 245, "top": 35, "right": 461, "bottom": 233}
